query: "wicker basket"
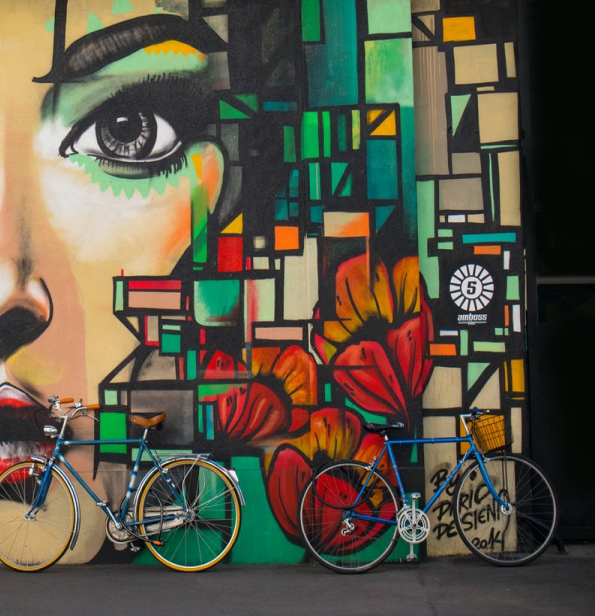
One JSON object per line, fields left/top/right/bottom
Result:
{"left": 471, "top": 414, "right": 513, "bottom": 453}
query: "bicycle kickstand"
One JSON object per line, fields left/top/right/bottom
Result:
{"left": 406, "top": 492, "right": 420, "bottom": 563}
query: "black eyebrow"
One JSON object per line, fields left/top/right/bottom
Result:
{"left": 33, "top": 13, "right": 227, "bottom": 83}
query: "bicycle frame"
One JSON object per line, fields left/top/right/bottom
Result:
{"left": 28, "top": 429, "right": 244, "bottom": 552}
{"left": 349, "top": 424, "right": 511, "bottom": 527}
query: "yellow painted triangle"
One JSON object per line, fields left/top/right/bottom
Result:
{"left": 371, "top": 111, "right": 396, "bottom": 136}
{"left": 222, "top": 214, "right": 243, "bottom": 234}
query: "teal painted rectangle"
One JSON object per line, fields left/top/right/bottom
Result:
{"left": 275, "top": 198, "right": 289, "bottom": 220}
{"left": 322, "top": 111, "right": 331, "bottom": 157}
{"left": 263, "top": 101, "right": 298, "bottom": 111}
{"left": 462, "top": 233, "right": 517, "bottom": 244}
{"left": 473, "top": 341, "right": 506, "bottom": 353}
{"left": 186, "top": 350, "right": 197, "bottom": 380}
{"left": 305, "top": 0, "right": 358, "bottom": 106}
{"left": 367, "top": 0, "right": 411, "bottom": 34}
{"left": 161, "top": 332, "right": 181, "bottom": 354}
{"left": 337, "top": 114, "right": 347, "bottom": 151}
{"left": 283, "top": 126, "right": 296, "bottom": 162}
{"left": 310, "top": 204, "right": 323, "bottom": 224}
{"left": 198, "top": 403, "right": 204, "bottom": 433}
{"left": 331, "top": 162, "right": 348, "bottom": 194}
{"left": 289, "top": 168, "right": 299, "bottom": 197}
{"left": 206, "top": 403, "right": 214, "bottom": 440}
{"left": 506, "top": 276, "right": 520, "bottom": 300}
{"left": 194, "top": 279, "right": 240, "bottom": 327}
{"left": 367, "top": 140, "right": 398, "bottom": 199}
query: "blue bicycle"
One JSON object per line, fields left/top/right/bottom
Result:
{"left": 298, "top": 409, "right": 558, "bottom": 573}
{"left": 0, "top": 396, "right": 245, "bottom": 572}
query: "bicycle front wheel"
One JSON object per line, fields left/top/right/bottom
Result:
{"left": 0, "top": 461, "right": 76, "bottom": 572}
{"left": 136, "top": 457, "right": 241, "bottom": 572}
{"left": 454, "top": 454, "right": 558, "bottom": 565}
{"left": 298, "top": 461, "right": 399, "bottom": 574}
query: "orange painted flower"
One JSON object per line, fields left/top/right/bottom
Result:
{"left": 250, "top": 345, "right": 318, "bottom": 407}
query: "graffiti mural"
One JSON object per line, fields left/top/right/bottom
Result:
{"left": 0, "top": 0, "right": 432, "bottom": 565}
{"left": 1, "top": 0, "right": 525, "bottom": 565}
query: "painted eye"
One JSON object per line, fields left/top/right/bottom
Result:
{"left": 66, "top": 106, "right": 181, "bottom": 163}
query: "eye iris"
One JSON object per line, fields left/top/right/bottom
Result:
{"left": 96, "top": 109, "right": 157, "bottom": 159}
{"left": 111, "top": 114, "right": 142, "bottom": 143}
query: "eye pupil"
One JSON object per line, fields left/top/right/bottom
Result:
{"left": 96, "top": 109, "right": 156, "bottom": 159}
{"left": 110, "top": 114, "right": 142, "bottom": 143}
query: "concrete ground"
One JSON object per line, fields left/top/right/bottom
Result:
{"left": 1, "top": 543, "right": 593, "bottom": 616}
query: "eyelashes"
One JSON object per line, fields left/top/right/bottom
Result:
{"left": 59, "top": 75, "right": 215, "bottom": 179}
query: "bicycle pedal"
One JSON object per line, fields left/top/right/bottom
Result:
{"left": 129, "top": 543, "right": 141, "bottom": 553}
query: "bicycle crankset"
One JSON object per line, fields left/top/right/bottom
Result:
{"left": 397, "top": 506, "right": 430, "bottom": 544}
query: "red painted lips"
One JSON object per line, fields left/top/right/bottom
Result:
{"left": 0, "top": 384, "right": 59, "bottom": 476}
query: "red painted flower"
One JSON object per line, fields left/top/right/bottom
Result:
{"left": 313, "top": 255, "right": 434, "bottom": 427}
{"left": 201, "top": 346, "right": 318, "bottom": 445}
{"left": 202, "top": 350, "right": 291, "bottom": 444}
{"left": 264, "top": 407, "right": 363, "bottom": 540}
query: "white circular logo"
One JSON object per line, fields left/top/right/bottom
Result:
{"left": 449, "top": 264, "right": 494, "bottom": 312}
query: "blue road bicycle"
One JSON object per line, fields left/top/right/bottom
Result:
{"left": 0, "top": 396, "right": 245, "bottom": 572}
{"left": 298, "top": 409, "right": 558, "bottom": 573}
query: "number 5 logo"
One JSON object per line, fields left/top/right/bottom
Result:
{"left": 449, "top": 264, "right": 494, "bottom": 311}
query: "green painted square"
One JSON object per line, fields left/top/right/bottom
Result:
{"left": 161, "top": 332, "right": 181, "bottom": 353}
{"left": 194, "top": 279, "right": 240, "bottom": 327}
{"left": 104, "top": 389, "right": 119, "bottom": 406}
{"left": 100, "top": 413, "right": 127, "bottom": 454}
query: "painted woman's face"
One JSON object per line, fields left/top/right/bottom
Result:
{"left": 0, "top": 0, "right": 226, "bottom": 473}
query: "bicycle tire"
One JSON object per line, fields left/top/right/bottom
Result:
{"left": 298, "top": 461, "right": 399, "bottom": 573}
{"left": 135, "top": 457, "right": 241, "bottom": 572}
{"left": 0, "top": 461, "right": 76, "bottom": 572}
{"left": 453, "top": 453, "right": 558, "bottom": 566}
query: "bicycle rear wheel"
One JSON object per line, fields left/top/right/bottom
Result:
{"left": 0, "top": 461, "right": 76, "bottom": 572}
{"left": 136, "top": 457, "right": 241, "bottom": 572}
{"left": 298, "top": 461, "right": 399, "bottom": 573}
{"left": 454, "top": 454, "right": 558, "bottom": 565}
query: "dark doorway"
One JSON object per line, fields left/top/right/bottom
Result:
{"left": 521, "top": 0, "right": 595, "bottom": 540}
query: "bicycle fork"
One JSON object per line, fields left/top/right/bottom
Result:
{"left": 28, "top": 456, "right": 82, "bottom": 550}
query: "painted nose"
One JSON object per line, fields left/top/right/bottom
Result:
{"left": 0, "top": 113, "right": 53, "bottom": 360}
{"left": 0, "top": 263, "right": 52, "bottom": 360}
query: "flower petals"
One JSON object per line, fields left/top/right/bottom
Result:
{"left": 333, "top": 341, "right": 408, "bottom": 423}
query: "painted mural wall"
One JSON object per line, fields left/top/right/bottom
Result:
{"left": 0, "top": 0, "right": 522, "bottom": 565}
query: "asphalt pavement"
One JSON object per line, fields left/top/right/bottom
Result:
{"left": 1, "top": 542, "right": 593, "bottom": 616}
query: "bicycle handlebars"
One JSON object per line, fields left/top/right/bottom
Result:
{"left": 48, "top": 396, "right": 101, "bottom": 421}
